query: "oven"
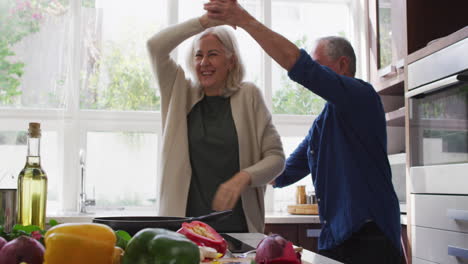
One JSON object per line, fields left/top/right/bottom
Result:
{"left": 406, "top": 37, "right": 468, "bottom": 193}
{"left": 406, "top": 36, "right": 468, "bottom": 263}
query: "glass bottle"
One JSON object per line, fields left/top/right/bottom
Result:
{"left": 17, "top": 122, "right": 48, "bottom": 229}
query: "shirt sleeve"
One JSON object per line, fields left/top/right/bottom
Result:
{"left": 274, "top": 133, "right": 311, "bottom": 188}
{"left": 287, "top": 49, "right": 377, "bottom": 112}
{"left": 146, "top": 18, "right": 204, "bottom": 106}
{"left": 242, "top": 84, "right": 286, "bottom": 187}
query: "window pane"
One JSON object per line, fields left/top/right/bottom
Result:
{"left": 85, "top": 132, "right": 158, "bottom": 212}
{"left": 273, "top": 136, "right": 313, "bottom": 213}
{"left": 378, "top": 0, "right": 392, "bottom": 68}
{"left": 0, "top": 0, "right": 72, "bottom": 108}
{"left": 0, "top": 130, "right": 60, "bottom": 213}
{"left": 271, "top": 0, "right": 350, "bottom": 115}
{"left": 178, "top": 0, "right": 263, "bottom": 92}
{"left": 79, "top": 0, "right": 166, "bottom": 111}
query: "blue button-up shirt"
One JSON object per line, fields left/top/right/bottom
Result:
{"left": 274, "top": 49, "right": 401, "bottom": 251}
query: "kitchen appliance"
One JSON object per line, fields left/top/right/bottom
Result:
{"left": 0, "top": 188, "right": 17, "bottom": 232}
{"left": 93, "top": 210, "right": 233, "bottom": 235}
{"left": 406, "top": 35, "right": 468, "bottom": 263}
{"left": 406, "top": 37, "right": 468, "bottom": 193}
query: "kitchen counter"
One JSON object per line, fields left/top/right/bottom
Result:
{"left": 48, "top": 212, "right": 408, "bottom": 225}
{"left": 265, "top": 211, "right": 408, "bottom": 225}
{"left": 228, "top": 233, "right": 342, "bottom": 264}
{"left": 265, "top": 211, "right": 321, "bottom": 224}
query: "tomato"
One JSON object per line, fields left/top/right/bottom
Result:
{"left": 177, "top": 221, "right": 227, "bottom": 256}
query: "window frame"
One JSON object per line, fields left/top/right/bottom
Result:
{"left": 0, "top": 0, "right": 367, "bottom": 214}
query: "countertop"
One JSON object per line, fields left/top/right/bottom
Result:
{"left": 265, "top": 211, "right": 408, "bottom": 225}
{"left": 47, "top": 211, "right": 407, "bottom": 225}
{"left": 265, "top": 211, "right": 321, "bottom": 224}
{"left": 228, "top": 233, "right": 342, "bottom": 264}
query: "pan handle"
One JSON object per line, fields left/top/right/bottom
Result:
{"left": 189, "top": 210, "right": 233, "bottom": 223}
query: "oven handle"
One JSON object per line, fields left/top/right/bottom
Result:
{"left": 406, "top": 74, "right": 460, "bottom": 98}
{"left": 447, "top": 209, "right": 468, "bottom": 221}
{"left": 448, "top": 246, "right": 468, "bottom": 259}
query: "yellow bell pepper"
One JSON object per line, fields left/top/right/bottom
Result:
{"left": 44, "top": 223, "right": 118, "bottom": 264}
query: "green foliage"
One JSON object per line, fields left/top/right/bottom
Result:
{"left": 115, "top": 230, "right": 132, "bottom": 250}
{"left": 272, "top": 35, "right": 325, "bottom": 115}
{"left": 273, "top": 74, "right": 326, "bottom": 115}
{"left": 0, "top": 219, "right": 59, "bottom": 245}
{"left": 378, "top": 6, "right": 392, "bottom": 68}
{"left": 81, "top": 28, "right": 160, "bottom": 111}
{"left": 0, "top": 0, "right": 69, "bottom": 105}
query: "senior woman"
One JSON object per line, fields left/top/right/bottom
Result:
{"left": 147, "top": 14, "right": 285, "bottom": 233}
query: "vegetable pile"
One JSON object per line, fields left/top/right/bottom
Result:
{"left": 1, "top": 221, "right": 302, "bottom": 264}
{"left": 0, "top": 220, "right": 227, "bottom": 264}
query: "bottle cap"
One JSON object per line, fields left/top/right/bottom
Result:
{"left": 28, "top": 122, "right": 41, "bottom": 138}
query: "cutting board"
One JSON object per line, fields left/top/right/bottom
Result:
{"left": 287, "top": 204, "right": 319, "bottom": 215}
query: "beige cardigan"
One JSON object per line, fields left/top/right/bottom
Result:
{"left": 147, "top": 18, "right": 285, "bottom": 233}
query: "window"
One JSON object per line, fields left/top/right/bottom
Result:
{"left": 271, "top": 0, "right": 352, "bottom": 115}
{"left": 0, "top": 0, "right": 364, "bottom": 215}
{"left": 85, "top": 132, "right": 158, "bottom": 211}
{"left": 272, "top": 136, "right": 314, "bottom": 213}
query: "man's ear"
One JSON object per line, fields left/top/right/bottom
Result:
{"left": 338, "top": 56, "right": 351, "bottom": 77}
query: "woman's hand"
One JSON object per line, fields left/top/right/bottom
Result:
{"left": 212, "top": 171, "right": 251, "bottom": 211}
{"left": 204, "top": 0, "right": 253, "bottom": 29}
{"left": 199, "top": 13, "right": 224, "bottom": 29}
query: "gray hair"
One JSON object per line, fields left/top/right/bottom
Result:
{"left": 185, "top": 26, "right": 245, "bottom": 97}
{"left": 316, "top": 36, "right": 356, "bottom": 76}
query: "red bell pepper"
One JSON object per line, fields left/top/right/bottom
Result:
{"left": 177, "top": 221, "right": 227, "bottom": 256}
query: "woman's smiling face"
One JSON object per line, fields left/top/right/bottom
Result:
{"left": 194, "top": 34, "right": 234, "bottom": 95}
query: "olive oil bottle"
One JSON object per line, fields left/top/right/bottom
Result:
{"left": 17, "top": 122, "right": 48, "bottom": 229}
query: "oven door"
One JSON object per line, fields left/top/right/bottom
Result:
{"left": 407, "top": 72, "right": 468, "bottom": 194}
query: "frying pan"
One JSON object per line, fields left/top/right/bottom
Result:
{"left": 92, "top": 210, "right": 233, "bottom": 235}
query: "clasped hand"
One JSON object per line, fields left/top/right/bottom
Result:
{"left": 203, "top": 0, "right": 250, "bottom": 29}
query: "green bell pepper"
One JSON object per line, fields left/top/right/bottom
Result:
{"left": 122, "top": 228, "right": 200, "bottom": 264}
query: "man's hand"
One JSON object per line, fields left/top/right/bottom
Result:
{"left": 212, "top": 171, "right": 251, "bottom": 211}
{"left": 203, "top": 0, "right": 253, "bottom": 29}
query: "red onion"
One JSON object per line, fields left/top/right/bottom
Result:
{"left": 255, "top": 234, "right": 301, "bottom": 264}
{"left": 0, "top": 236, "right": 45, "bottom": 264}
{"left": 0, "top": 237, "right": 6, "bottom": 250}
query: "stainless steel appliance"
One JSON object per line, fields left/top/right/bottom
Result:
{"left": 0, "top": 188, "right": 17, "bottom": 232}
{"left": 406, "top": 37, "right": 468, "bottom": 194}
{"left": 406, "top": 37, "right": 468, "bottom": 263}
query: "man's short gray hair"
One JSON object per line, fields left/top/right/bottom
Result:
{"left": 185, "top": 26, "right": 245, "bottom": 97}
{"left": 316, "top": 36, "right": 356, "bottom": 76}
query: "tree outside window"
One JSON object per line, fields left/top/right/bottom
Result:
{"left": 0, "top": 0, "right": 68, "bottom": 106}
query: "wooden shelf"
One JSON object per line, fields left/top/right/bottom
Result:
{"left": 386, "top": 107, "right": 405, "bottom": 127}
{"left": 375, "top": 75, "right": 405, "bottom": 96}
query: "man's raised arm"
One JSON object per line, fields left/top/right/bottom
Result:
{"left": 204, "top": 0, "right": 300, "bottom": 71}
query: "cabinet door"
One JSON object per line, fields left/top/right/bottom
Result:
{"left": 368, "top": 0, "right": 407, "bottom": 91}
{"left": 264, "top": 224, "right": 298, "bottom": 246}
{"left": 297, "top": 224, "right": 321, "bottom": 252}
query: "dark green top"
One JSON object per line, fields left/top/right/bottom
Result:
{"left": 186, "top": 95, "right": 248, "bottom": 233}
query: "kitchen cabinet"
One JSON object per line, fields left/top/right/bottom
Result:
{"left": 367, "top": 2, "right": 468, "bottom": 261}
{"left": 368, "top": 0, "right": 406, "bottom": 159}
{"left": 368, "top": 0, "right": 406, "bottom": 93}
{"left": 265, "top": 223, "right": 409, "bottom": 263}
{"left": 405, "top": 23, "right": 468, "bottom": 264}
{"left": 264, "top": 223, "right": 321, "bottom": 252}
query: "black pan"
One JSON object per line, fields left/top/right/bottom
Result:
{"left": 92, "top": 210, "right": 233, "bottom": 235}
